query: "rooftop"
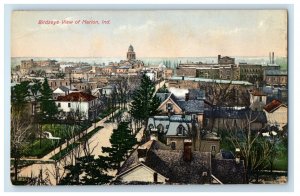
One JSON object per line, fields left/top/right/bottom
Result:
{"left": 170, "top": 76, "right": 252, "bottom": 86}
{"left": 57, "top": 92, "right": 97, "bottom": 102}
{"left": 264, "top": 99, "right": 286, "bottom": 113}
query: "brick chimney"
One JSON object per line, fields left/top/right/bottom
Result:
{"left": 185, "top": 93, "right": 189, "bottom": 101}
{"left": 137, "top": 146, "right": 147, "bottom": 162}
{"left": 183, "top": 139, "right": 192, "bottom": 162}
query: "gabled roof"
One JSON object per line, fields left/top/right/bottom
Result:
{"left": 264, "top": 99, "right": 287, "bottom": 113}
{"left": 54, "top": 86, "right": 69, "bottom": 93}
{"left": 116, "top": 140, "right": 212, "bottom": 184}
{"left": 57, "top": 92, "right": 97, "bottom": 102}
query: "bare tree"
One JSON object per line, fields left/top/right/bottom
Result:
{"left": 226, "top": 110, "right": 272, "bottom": 183}
{"left": 11, "top": 109, "right": 33, "bottom": 182}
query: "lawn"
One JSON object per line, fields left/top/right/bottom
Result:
{"left": 22, "top": 123, "right": 91, "bottom": 158}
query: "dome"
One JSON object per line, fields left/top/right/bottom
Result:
{"left": 128, "top": 44, "right": 134, "bottom": 52}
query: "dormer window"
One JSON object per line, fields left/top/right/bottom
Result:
{"left": 177, "top": 124, "right": 185, "bottom": 136}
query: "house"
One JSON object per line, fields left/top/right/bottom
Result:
{"left": 204, "top": 107, "right": 267, "bottom": 131}
{"left": 102, "top": 84, "right": 116, "bottom": 96}
{"left": 146, "top": 115, "right": 220, "bottom": 153}
{"left": 56, "top": 92, "right": 100, "bottom": 120}
{"left": 53, "top": 86, "right": 70, "bottom": 100}
{"left": 113, "top": 139, "right": 245, "bottom": 184}
{"left": 249, "top": 90, "right": 267, "bottom": 111}
{"left": 156, "top": 90, "right": 205, "bottom": 126}
{"left": 264, "top": 99, "right": 288, "bottom": 130}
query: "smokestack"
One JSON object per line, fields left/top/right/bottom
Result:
{"left": 183, "top": 139, "right": 192, "bottom": 162}
{"left": 269, "top": 52, "right": 271, "bottom": 64}
{"left": 272, "top": 52, "right": 275, "bottom": 64}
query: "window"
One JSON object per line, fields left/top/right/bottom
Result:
{"left": 153, "top": 172, "right": 158, "bottom": 182}
{"left": 166, "top": 125, "right": 169, "bottom": 129}
{"left": 171, "top": 141, "right": 176, "bottom": 150}
{"left": 177, "top": 124, "right": 185, "bottom": 136}
{"left": 68, "top": 103, "right": 71, "bottom": 107}
{"left": 157, "top": 124, "right": 164, "bottom": 133}
{"left": 211, "top": 145, "right": 216, "bottom": 151}
{"left": 58, "top": 103, "right": 61, "bottom": 108}
{"left": 166, "top": 103, "right": 173, "bottom": 111}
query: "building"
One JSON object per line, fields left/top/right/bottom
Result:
{"left": 204, "top": 107, "right": 267, "bottom": 131}
{"left": 264, "top": 70, "right": 288, "bottom": 86}
{"left": 264, "top": 99, "right": 288, "bottom": 130}
{"left": 239, "top": 63, "right": 263, "bottom": 83}
{"left": 56, "top": 92, "right": 100, "bottom": 120}
{"left": 218, "top": 55, "right": 235, "bottom": 64}
{"left": 249, "top": 90, "right": 267, "bottom": 111}
{"left": 113, "top": 139, "right": 245, "bottom": 184}
{"left": 127, "top": 44, "right": 136, "bottom": 61}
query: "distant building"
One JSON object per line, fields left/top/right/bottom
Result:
{"left": 239, "top": 63, "right": 263, "bottom": 83}
{"left": 127, "top": 44, "right": 136, "bottom": 60}
{"left": 218, "top": 55, "right": 235, "bottom": 64}
{"left": 264, "top": 70, "right": 288, "bottom": 86}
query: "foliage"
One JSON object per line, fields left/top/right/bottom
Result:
{"left": 101, "top": 122, "right": 137, "bottom": 169}
{"left": 39, "top": 77, "right": 58, "bottom": 121}
{"left": 59, "top": 155, "right": 112, "bottom": 185}
{"left": 129, "top": 74, "right": 161, "bottom": 122}
{"left": 157, "top": 84, "right": 169, "bottom": 93}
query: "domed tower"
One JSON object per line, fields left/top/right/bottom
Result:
{"left": 127, "top": 44, "right": 136, "bottom": 60}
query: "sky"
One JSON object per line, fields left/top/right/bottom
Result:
{"left": 11, "top": 10, "right": 287, "bottom": 58}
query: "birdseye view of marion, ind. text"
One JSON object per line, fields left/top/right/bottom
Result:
{"left": 10, "top": 10, "right": 288, "bottom": 185}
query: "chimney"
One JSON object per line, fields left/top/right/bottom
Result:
{"left": 183, "top": 139, "right": 192, "bottom": 162}
{"left": 218, "top": 55, "right": 221, "bottom": 63}
{"left": 182, "top": 75, "right": 185, "bottom": 80}
{"left": 272, "top": 52, "right": 275, "bottom": 64}
{"left": 269, "top": 52, "right": 271, "bottom": 64}
{"left": 150, "top": 128, "right": 158, "bottom": 141}
{"left": 235, "top": 148, "right": 241, "bottom": 164}
{"left": 185, "top": 93, "right": 189, "bottom": 101}
{"left": 137, "top": 146, "right": 147, "bottom": 162}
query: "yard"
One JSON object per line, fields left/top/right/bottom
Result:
{"left": 22, "top": 122, "right": 91, "bottom": 158}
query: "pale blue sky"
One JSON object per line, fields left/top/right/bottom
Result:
{"left": 11, "top": 10, "right": 287, "bottom": 58}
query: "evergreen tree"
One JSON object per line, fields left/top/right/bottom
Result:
{"left": 129, "top": 74, "right": 161, "bottom": 124}
{"left": 102, "top": 122, "right": 137, "bottom": 169}
{"left": 39, "top": 78, "right": 58, "bottom": 121}
{"left": 59, "top": 155, "right": 112, "bottom": 185}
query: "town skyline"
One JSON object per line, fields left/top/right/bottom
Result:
{"left": 12, "top": 10, "right": 287, "bottom": 58}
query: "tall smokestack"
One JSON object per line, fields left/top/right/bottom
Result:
{"left": 272, "top": 52, "right": 275, "bottom": 64}
{"left": 269, "top": 52, "right": 271, "bottom": 64}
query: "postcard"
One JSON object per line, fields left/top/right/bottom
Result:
{"left": 10, "top": 10, "right": 288, "bottom": 186}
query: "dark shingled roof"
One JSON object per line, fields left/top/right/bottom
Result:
{"left": 204, "top": 108, "right": 267, "bottom": 123}
{"left": 57, "top": 92, "right": 97, "bottom": 102}
{"left": 178, "top": 100, "right": 204, "bottom": 113}
{"left": 156, "top": 93, "right": 172, "bottom": 103}
{"left": 116, "top": 139, "right": 246, "bottom": 184}
{"left": 188, "top": 89, "right": 205, "bottom": 100}
{"left": 211, "top": 159, "right": 246, "bottom": 184}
